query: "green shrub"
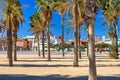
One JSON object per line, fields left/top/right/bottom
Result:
{"left": 80, "top": 47, "right": 85, "bottom": 51}
{"left": 118, "top": 44, "right": 120, "bottom": 47}
{"left": 109, "top": 52, "right": 118, "bottom": 59}
{"left": 109, "top": 43, "right": 118, "bottom": 59}
{"left": 95, "top": 43, "right": 110, "bottom": 48}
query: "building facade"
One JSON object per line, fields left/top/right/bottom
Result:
{"left": 22, "top": 35, "right": 58, "bottom": 51}
{"left": 103, "top": 36, "right": 120, "bottom": 45}
{"left": 0, "top": 38, "right": 32, "bottom": 51}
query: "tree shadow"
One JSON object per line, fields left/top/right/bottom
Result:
{"left": 17, "top": 60, "right": 47, "bottom": 62}
{"left": 96, "top": 64, "right": 120, "bottom": 67}
{"left": 0, "top": 74, "right": 120, "bottom": 80}
{"left": 80, "top": 64, "right": 120, "bottom": 67}
{"left": 96, "top": 59, "right": 120, "bottom": 62}
{"left": 0, "top": 62, "right": 119, "bottom": 68}
{"left": 17, "top": 59, "right": 86, "bottom": 63}
{"left": 0, "top": 54, "right": 120, "bottom": 68}
{"left": 0, "top": 64, "right": 72, "bottom": 67}
{"left": 96, "top": 56, "right": 109, "bottom": 59}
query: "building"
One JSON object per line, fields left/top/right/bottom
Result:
{"left": 16, "top": 39, "right": 32, "bottom": 50}
{"left": 0, "top": 38, "right": 32, "bottom": 51}
{"left": 69, "top": 37, "right": 102, "bottom": 46}
{"left": 103, "top": 36, "right": 120, "bottom": 45}
{"left": 95, "top": 36, "right": 99, "bottom": 42}
{"left": 23, "top": 35, "right": 45, "bottom": 51}
{"left": 0, "top": 38, "right": 7, "bottom": 51}
{"left": 22, "top": 35, "right": 58, "bottom": 51}
{"left": 104, "top": 39, "right": 120, "bottom": 45}
{"left": 69, "top": 39, "right": 88, "bottom": 46}
{"left": 102, "top": 36, "right": 106, "bottom": 42}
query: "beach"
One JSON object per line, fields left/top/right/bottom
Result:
{"left": 0, "top": 51, "right": 120, "bottom": 80}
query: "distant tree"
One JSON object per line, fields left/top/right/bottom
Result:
{"left": 95, "top": 43, "right": 110, "bottom": 49}
{"left": 42, "top": 30, "right": 45, "bottom": 58}
{"left": 30, "top": 12, "right": 46, "bottom": 57}
{"left": 12, "top": 0, "right": 24, "bottom": 61}
{"left": 118, "top": 44, "right": 120, "bottom": 47}
{"left": 53, "top": 0, "right": 70, "bottom": 57}
{"left": 108, "top": 27, "right": 118, "bottom": 58}
{"left": 108, "top": 27, "right": 116, "bottom": 43}
{"left": 97, "top": 0, "right": 120, "bottom": 59}
{"left": 36, "top": 0, "right": 53, "bottom": 61}
{"left": 3, "top": 0, "right": 24, "bottom": 66}
{"left": 69, "top": 0, "right": 86, "bottom": 67}
{"left": 96, "top": 43, "right": 109, "bottom": 48}
{"left": 0, "top": 19, "right": 5, "bottom": 37}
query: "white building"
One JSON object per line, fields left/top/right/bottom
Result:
{"left": 103, "top": 36, "right": 120, "bottom": 45}
{"left": 22, "top": 35, "right": 58, "bottom": 51}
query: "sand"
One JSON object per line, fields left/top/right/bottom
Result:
{"left": 0, "top": 52, "right": 120, "bottom": 80}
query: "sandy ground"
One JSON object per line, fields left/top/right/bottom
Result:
{"left": 0, "top": 52, "right": 120, "bottom": 80}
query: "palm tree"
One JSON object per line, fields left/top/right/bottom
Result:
{"left": 108, "top": 27, "right": 117, "bottom": 58}
{"left": 2, "top": 0, "right": 24, "bottom": 65}
{"left": 78, "top": 25, "right": 81, "bottom": 59}
{"left": 53, "top": 0, "right": 70, "bottom": 57}
{"left": 108, "top": 27, "right": 116, "bottom": 42}
{"left": 66, "top": 20, "right": 84, "bottom": 59}
{"left": 42, "top": 30, "right": 45, "bottom": 58}
{"left": 12, "top": 1, "right": 24, "bottom": 61}
{"left": 30, "top": 12, "right": 46, "bottom": 57}
{"left": 3, "top": 0, "right": 19, "bottom": 66}
{"left": 86, "top": 0, "right": 97, "bottom": 80}
{"left": 64, "top": 0, "right": 86, "bottom": 66}
{"left": 0, "top": 19, "right": 5, "bottom": 39}
{"left": 97, "top": 0, "right": 120, "bottom": 59}
{"left": 30, "top": 28, "right": 41, "bottom": 57}
{"left": 85, "top": 24, "right": 89, "bottom": 56}
{"left": 36, "top": 0, "right": 53, "bottom": 61}
{"left": 77, "top": 0, "right": 86, "bottom": 59}
{"left": 70, "top": 0, "right": 86, "bottom": 67}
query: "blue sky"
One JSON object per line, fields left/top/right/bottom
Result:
{"left": 1, "top": 0, "right": 120, "bottom": 41}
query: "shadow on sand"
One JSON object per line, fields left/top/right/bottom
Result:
{"left": 0, "top": 61, "right": 120, "bottom": 68}
{"left": 16, "top": 59, "right": 87, "bottom": 63}
{"left": 0, "top": 74, "right": 120, "bottom": 80}
{"left": 0, "top": 64, "right": 73, "bottom": 67}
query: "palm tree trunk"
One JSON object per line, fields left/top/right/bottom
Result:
{"left": 7, "top": 31, "right": 9, "bottom": 58}
{"left": 78, "top": 26, "right": 81, "bottom": 59}
{"left": 37, "top": 34, "right": 40, "bottom": 57}
{"left": 73, "top": 4, "right": 79, "bottom": 67}
{"left": 61, "top": 15, "right": 65, "bottom": 57}
{"left": 86, "top": 0, "right": 97, "bottom": 79}
{"left": 74, "top": 25, "right": 79, "bottom": 67}
{"left": 42, "top": 31, "right": 45, "bottom": 58}
{"left": 47, "top": 22, "right": 51, "bottom": 61}
{"left": 114, "top": 21, "right": 118, "bottom": 59}
{"left": 7, "top": 9, "right": 13, "bottom": 66}
{"left": 87, "top": 29, "right": 89, "bottom": 56}
{"left": 88, "top": 23, "right": 97, "bottom": 80}
{"left": 13, "top": 32, "right": 17, "bottom": 61}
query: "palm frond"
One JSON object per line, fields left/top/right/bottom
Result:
{"left": 66, "top": 26, "right": 74, "bottom": 35}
